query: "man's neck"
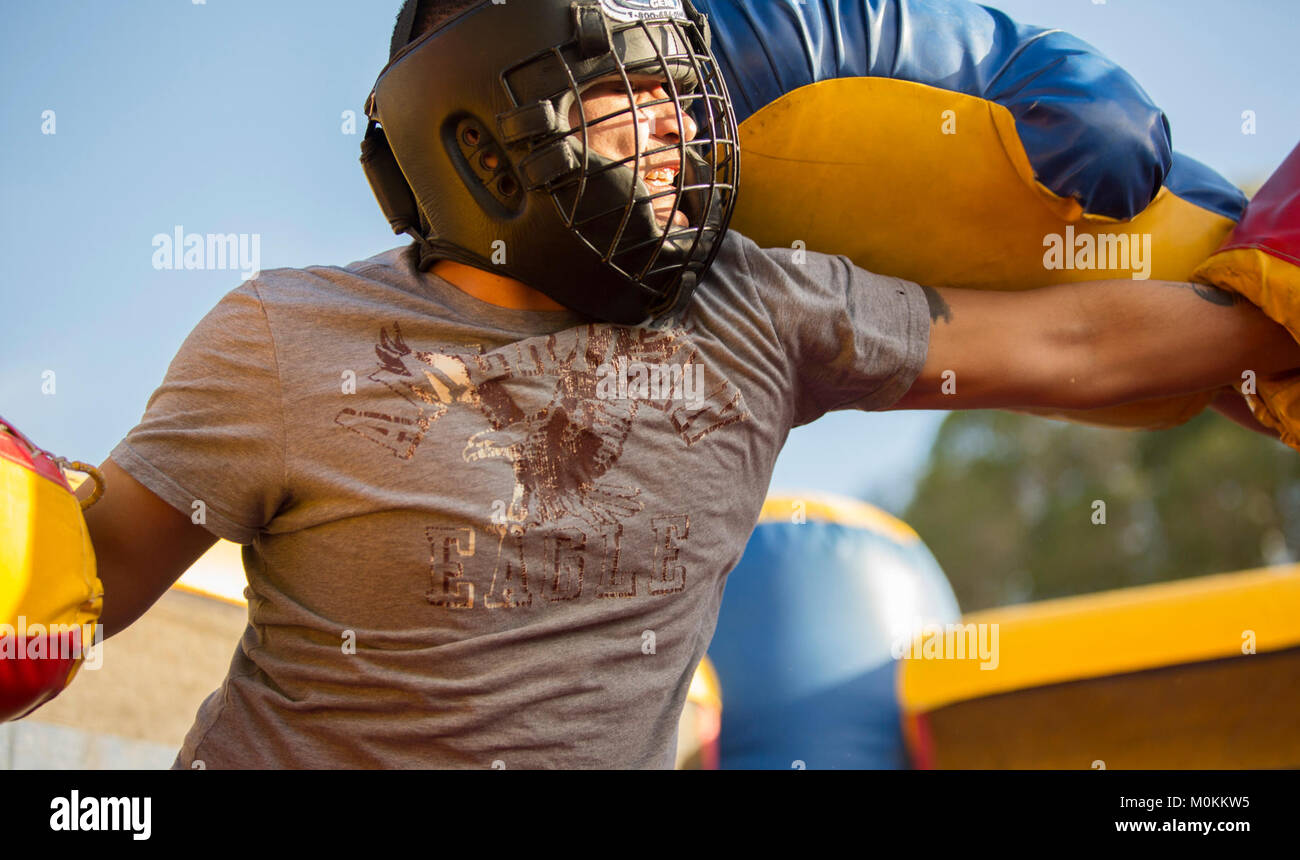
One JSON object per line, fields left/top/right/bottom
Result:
{"left": 430, "top": 259, "right": 568, "bottom": 312}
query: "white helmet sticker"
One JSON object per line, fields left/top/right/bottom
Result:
{"left": 598, "top": 0, "right": 688, "bottom": 23}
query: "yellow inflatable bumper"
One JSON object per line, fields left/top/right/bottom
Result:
{"left": 898, "top": 564, "right": 1300, "bottom": 768}
{"left": 1192, "top": 142, "right": 1300, "bottom": 450}
{"left": 732, "top": 77, "right": 1241, "bottom": 429}
{"left": 0, "top": 416, "right": 103, "bottom": 721}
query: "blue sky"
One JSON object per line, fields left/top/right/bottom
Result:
{"left": 2, "top": 0, "right": 1296, "bottom": 512}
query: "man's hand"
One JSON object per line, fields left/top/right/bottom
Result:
{"left": 1210, "top": 388, "right": 1282, "bottom": 440}
{"left": 885, "top": 279, "right": 1300, "bottom": 412}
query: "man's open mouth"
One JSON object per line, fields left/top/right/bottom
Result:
{"left": 644, "top": 165, "right": 678, "bottom": 189}
{"left": 642, "top": 165, "right": 688, "bottom": 227}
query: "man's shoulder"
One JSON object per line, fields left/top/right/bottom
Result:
{"left": 694, "top": 228, "right": 755, "bottom": 292}
{"left": 337, "top": 243, "right": 423, "bottom": 280}
{"left": 707, "top": 229, "right": 829, "bottom": 282}
{"left": 715, "top": 227, "right": 756, "bottom": 265}
{"left": 697, "top": 228, "right": 813, "bottom": 299}
{"left": 230, "top": 243, "right": 437, "bottom": 325}
{"left": 248, "top": 243, "right": 420, "bottom": 292}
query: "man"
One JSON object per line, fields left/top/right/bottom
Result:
{"left": 78, "top": 0, "right": 1299, "bottom": 768}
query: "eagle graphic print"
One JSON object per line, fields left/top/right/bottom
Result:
{"left": 334, "top": 320, "right": 751, "bottom": 610}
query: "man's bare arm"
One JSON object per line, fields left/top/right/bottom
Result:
{"left": 75, "top": 457, "right": 218, "bottom": 640}
{"left": 886, "top": 279, "right": 1300, "bottom": 412}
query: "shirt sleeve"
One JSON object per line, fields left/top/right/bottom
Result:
{"left": 109, "top": 280, "right": 287, "bottom": 544}
{"left": 737, "top": 235, "right": 932, "bottom": 426}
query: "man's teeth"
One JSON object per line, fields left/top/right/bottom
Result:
{"left": 645, "top": 168, "right": 676, "bottom": 185}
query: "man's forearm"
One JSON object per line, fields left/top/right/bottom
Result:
{"left": 1069, "top": 279, "right": 1300, "bottom": 408}
{"left": 889, "top": 279, "right": 1300, "bottom": 413}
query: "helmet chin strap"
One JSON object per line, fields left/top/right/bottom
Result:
{"left": 410, "top": 212, "right": 492, "bottom": 274}
{"left": 408, "top": 208, "right": 440, "bottom": 272}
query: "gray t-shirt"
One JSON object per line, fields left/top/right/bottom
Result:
{"left": 110, "top": 228, "right": 930, "bottom": 769}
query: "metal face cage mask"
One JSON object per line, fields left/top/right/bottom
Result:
{"left": 362, "top": 0, "right": 740, "bottom": 325}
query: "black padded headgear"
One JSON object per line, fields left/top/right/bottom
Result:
{"left": 362, "top": 0, "right": 740, "bottom": 324}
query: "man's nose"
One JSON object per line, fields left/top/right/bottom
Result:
{"left": 639, "top": 85, "right": 699, "bottom": 144}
